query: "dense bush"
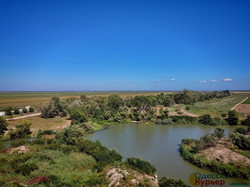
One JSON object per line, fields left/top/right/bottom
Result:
{"left": 227, "top": 110, "right": 239, "bottom": 125}
{"left": 70, "top": 109, "right": 88, "bottom": 124}
{"left": 181, "top": 128, "right": 250, "bottom": 179}
{"left": 13, "top": 108, "right": 20, "bottom": 115}
{"left": 0, "top": 116, "right": 8, "bottom": 135}
{"left": 159, "top": 177, "right": 190, "bottom": 187}
{"left": 171, "top": 116, "right": 198, "bottom": 124}
{"left": 9, "top": 120, "right": 32, "bottom": 139}
{"left": 40, "top": 97, "right": 67, "bottom": 118}
{"left": 242, "top": 116, "right": 250, "bottom": 126}
{"left": 230, "top": 133, "right": 250, "bottom": 150}
{"left": 77, "top": 139, "right": 122, "bottom": 165}
{"left": 125, "top": 157, "right": 156, "bottom": 175}
{"left": 234, "top": 127, "right": 249, "bottom": 135}
{"left": 29, "top": 107, "right": 34, "bottom": 112}
{"left": 23, "top": 107, "right": 28, "bottom": 113}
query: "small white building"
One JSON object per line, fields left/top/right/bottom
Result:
{"left": 0, "top": 111, "right": 5, "bottom": 116}
{"left": 25, "top": 106, "right": 31, "bottom": 111}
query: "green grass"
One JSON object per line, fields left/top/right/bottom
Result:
{"left": 243, "top": 97, "right": 250, "bottom": 104}
{"left": 186, "top": 95, "right": 248, "bottom": 117}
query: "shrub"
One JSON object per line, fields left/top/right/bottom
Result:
{"left": 9, "top": 120, "right": 32, "bottom": 139}
{"left": 70, "top": 110, "right": 88, "bottom": 124}
{"left": 242, "top": 116, "right": 250, "bottom": 126}
{"left": 13, "top": 108, "right": 20, "bottom": 115}
{"left": 199, "top": 114, "right": 214, "bottom": 125}
{"left": 230, "top": 133, "right": 250, "bottom": 150}
{"left": 227, "top": 110, "right": 239, "bottom": 125}
{"left": 14, "top": 163, "right": 39, "bottom": 175}
{"left": 77, "top": 140, "right": 122, "bottom": 165}
{"left": 171, "top": 116, "right": 198, "bottom": 124}
{"left": 29, "top": 107, "right": 34, "bottom": 112}
{"left": 159, "top": 177, "right": 190, "bottom": 187}
{"left": 0, "top": 116, "right": 8, "bottom": 135}
{"left": 10, "top": 138, "right": 29, "bottom": 147}
{"left": 23, "top": 107, "right": 28, "bottom": 113}
{"left": 125, "top": 157, "right": 156, "bottom": 175}
{"left": 234, "top": 127, "right": 248, "bottom": 135}
{"left": 5, "top": 108, "right": 12, "bottom": 115}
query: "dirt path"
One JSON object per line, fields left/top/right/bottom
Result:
{"left": 6, "top": 113, "right": 41, "bottom": 121}
{"left": 180, "top": 107, "right": 199, "bottom": 117}
{"left": 231, "top": 97, "right": 248, "bottom": 111}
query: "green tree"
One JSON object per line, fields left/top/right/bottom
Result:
{"left": 0, "top": 116, "right": 8, "bottom": 135}
{"left": 29, "top": 107, "right": 34, "bottom": 112}
{"left": 9, "top": 120, "right": 32, "bottom": 139}
{"left": 199, "top": 114, "right": 213, "bottom": 125}
{"left": 125, "top": 157, "right": 156, "bottom": 175}
{"left": 227, "top": 110, "right": 239, "bottom": 125}
{"left": 213, "top": 128, "right": 224, "bottom": 139}
{"left": 13, "top": 108, "right": 20, "bottom": 115}
{"left": 70, "top": 110, "right": 88, "bottom": 124}
{"left": 23, "top": 107, "right": 28, "bottom": 113}
{"left": 159, "top": 177, "right": 190, "bottom": 187}
{"left": 241, "top": 116, "right": 250, "bottom": 126}
{"left": 5, "top": 108, "right": 12, "bottom": 116}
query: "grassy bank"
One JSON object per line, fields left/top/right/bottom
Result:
{"left": 186, "top": 95, "right": 248, "bottom": 117}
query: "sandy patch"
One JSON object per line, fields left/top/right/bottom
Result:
{"left": 200, "top": 146, "right": 250, "bottom": 166}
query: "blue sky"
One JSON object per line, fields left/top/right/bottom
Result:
{"left": 0, "top": 0, "right": 249, "bottom": 91}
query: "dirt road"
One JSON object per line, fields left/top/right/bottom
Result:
{"left": 6, "top": 113, "right": 41, "bottom": 121}
{"left": 231, "top": 97, "right": 248, "bottom": 111}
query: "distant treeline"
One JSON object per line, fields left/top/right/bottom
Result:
{"left": 39, "top": 90, "right": 231, "bottom": 124}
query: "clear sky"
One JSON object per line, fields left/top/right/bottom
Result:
{"left": 0, "top": 0, "right": 249, "bottom": 91}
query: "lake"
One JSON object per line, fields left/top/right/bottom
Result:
{"left": 88, "top": 123, "right": 247, "bottom": 186}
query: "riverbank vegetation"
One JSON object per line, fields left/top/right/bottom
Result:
{"left": 180, "top": 128, "right": 250, "bottom": 179}
{"left": 0, "top": 121, "right": 191, "bottom": 186}
{"left": 37, "top": 90, "right": 242, "bottom": 128}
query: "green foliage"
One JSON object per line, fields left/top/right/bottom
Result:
{"left": 13, "top": 108, "right": 20, "bottom": 115}
{"left": 22, "top": 107, "right": 28, "bottom": 113}
{"left": 38, "top": 129, "right": 56, "bottom": 136}
{"left": 10, "top": 138, "right": 29, "bottom": 147}
{"left": 230, "top": 133, "right": 250, "bottom": 150}
{"left": 29, "top": 107, "right": 34, "bottom": 112}
{"left": 171, "top": 116, "right": 198, "bottom": 124}
{"left": 70, "top": 110, "right": 88, "bottom": 124}
{"left": 234, "top": 127, "right": 249, "bottom": 135}
{"left": 0, "top": 116, "right": 8, "bottom": 135}
{"left": 199, "top": 114, "right": 213, "bottom": 125}
{"left": 125, "top": 157, "right": 156, "bottom": 175}
{"left": 242, "top": 116, "right": 250, "bottom": 126}
{"left": 40, "top": 97, "right": 67, "bottom": 118}
{"left": 181, "top": 141, "right": 250, "bottom": 179}
{"left": 227, "top": 110, "right": 239, "bottom": 125}
{"left": 159, "top": 177, "right": 190, "bottom": 187}
{"left": 56, "top": 125, "right": 86, "bottom": 145}
{"left": 199, "top": 114, "right": 223, "bottom": 126}
{"left": 77, "top": 139, "right": 122, "bottom": 166}
{"left": 5, "top": 108, "right": 12, "bottom": 116}
{"left": 213, "top": 128, "right": 225, "bottom": 139}
{"left": 9, "top": 120, "right": 32, "bottom": 139}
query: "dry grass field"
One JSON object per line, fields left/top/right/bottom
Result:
{"left": 0, "top": 91, "right": 173, "bottom": 107}
{"left": 7, "top": 116, "right": 71, "bottom": 134}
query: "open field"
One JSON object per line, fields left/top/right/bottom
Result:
{"left": 243, "top": 97, "right": 250, "bottom": 104}
{"left": 235, "top": 104, "right": 250, "bottom": 115}
{"left": 0, "top": 91, "right": 173, "bottom": 107}
{"left": 7, "top": 116, "right": 71, "bottom": 135}
{"left": 186, "top": 95, "right": 250, "bottom": 117}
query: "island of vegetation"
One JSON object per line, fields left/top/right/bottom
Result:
{"left": 181, "top": 127, "right": 250, "bottom": 179}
